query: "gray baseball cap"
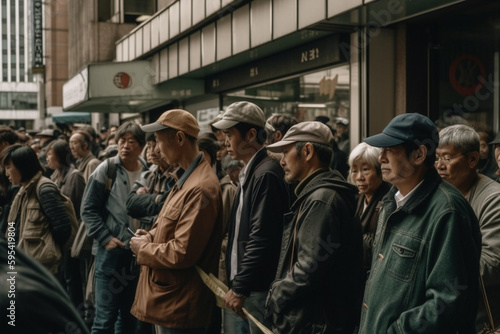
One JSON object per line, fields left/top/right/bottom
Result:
{"left": 266, "top": 121, "right": 334, "bottom": 152}
{"left": 212, "top": 101, "right": 274, "bottom": 132}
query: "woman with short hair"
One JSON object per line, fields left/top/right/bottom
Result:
{"left": 2, "top": 144, "right": 73, "bottom": 275}
{"left": 348, "top": 142, "right": 391, "bottom": 277}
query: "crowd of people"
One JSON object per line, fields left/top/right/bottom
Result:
{"left": 1, "top": 105, "right": 500, "bottom": 334}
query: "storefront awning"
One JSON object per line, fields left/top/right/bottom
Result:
{"left": 52, "top": 112, "right": 91, "bottom": 124}
{"left": 62, "top": 61, "right": 204, "bottom": 113}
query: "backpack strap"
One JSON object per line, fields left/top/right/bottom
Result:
{"left": 104, "top": 157, "right": 117, "bottom": 204}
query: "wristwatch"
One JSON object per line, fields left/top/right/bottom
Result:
{"left": 233, "top": 291, "right": 245, "bottom": 298}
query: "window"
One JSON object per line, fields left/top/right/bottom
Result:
{"left": 224, "top": 64, "right": 350, "bottom": 123}
{"left": 0, "top": 92, "right": 38, "bottom": 109}
{"left": 428, "top": 14, "right": 498, "bottom": 134}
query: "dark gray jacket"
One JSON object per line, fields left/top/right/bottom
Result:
{"left": 266, "top": 168, "right": 363, "bottom": 334}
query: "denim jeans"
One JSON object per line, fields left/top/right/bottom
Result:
{"left": 155, "top": 326, "right": 206, "bottom": 334}
{"left": 91, "top": 245, "right": 139, "bottom": 334}
{"left": 224, "top": 309, "right": 250, "bottom": 334}
{"left": 224, "top": 291, "right": 269, "bottom": 334}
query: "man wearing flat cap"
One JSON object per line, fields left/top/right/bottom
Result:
{"left": 358, "top": 113, "right": 481, "bottom": 333}
{"left": 130, "top": 109, "right": 223, "bottom": 333}
{"left": 264, "top": 121, "right": 362, "bottom": 334}
{"left": 213, "top": 101, "right": 290, "bottom": 333}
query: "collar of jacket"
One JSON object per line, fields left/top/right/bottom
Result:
{"left": 383, "top": 167, "right": 442, "bottom": 214}
{"left": 240, "top": 147, "right": 268, "bottom": 188}
{"left": 10, "top": 171, "right": 43, "bottom": 217}
{"left": 77, "top": 151, "right": 95, "bottom": 164}
{"left": 290, "top": 168, "right": 358, "bottom": 211}
{"left": 294, "top": 168, "right": 329, "bottom": 196}
{"left": 23, "top": 170, "right": 43, "bottom": 192}
{"left": 112, "top": 153, "right": 149, "bottom": 170}
{"left": 176, "top": 153, "right": 203, "bottom": 189}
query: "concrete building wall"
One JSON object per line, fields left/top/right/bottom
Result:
{"left": 68, "top": 1, "right": 136, "bottom": 77}
{"left": 68, "top": 1, "right": 97, "bottom": 77}
{"left": 45, "top": 0, "right": 68, "bottom": 109}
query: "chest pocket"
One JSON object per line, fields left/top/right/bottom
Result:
{"left": 386, "top": 233, "right": 423, "bottom": 282}
{"left": 155, "top": 205, "right": 181, "bottom": 242}
{"left": 23, "top": 205, "right": 47, "bottom": 239}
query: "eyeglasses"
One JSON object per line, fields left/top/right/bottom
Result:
{"left": 434, "top": 154, "right": 463, "bottom": 165}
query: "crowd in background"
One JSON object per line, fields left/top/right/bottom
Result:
{"left": 0, "top": 106, "right": 499, "bottom": 334}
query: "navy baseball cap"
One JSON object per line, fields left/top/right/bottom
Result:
{"left": 364, "top": 113, "right": 438, "bottom": 148}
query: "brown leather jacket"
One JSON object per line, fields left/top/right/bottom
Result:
{"left": 131, "top": 154, "right": 223, "bottom": 328}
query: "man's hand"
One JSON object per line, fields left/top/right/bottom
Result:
{"left": 134, "top": 229, "right": 150, "bottom": 237}
{"left": 136, "top": 187, "right": 149, "bottom": 195}
{"left": 224, "top": 289, "right": 245, "bottom": 317}
{"left": 130, "top": 235, "right": 149, "bottom": 255}
{"left": 104, "top": 237, "right": 125, "bottom": 249}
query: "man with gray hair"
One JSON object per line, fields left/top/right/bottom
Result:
{"left": 436, "top": 124, "right": 500, "bottom": 332}
{"left": 265, "top": 121, "right": 362, "bottom": 333}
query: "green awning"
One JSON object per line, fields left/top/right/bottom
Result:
{"left": 52, "top": 112, "right": 91, "bottom": 124}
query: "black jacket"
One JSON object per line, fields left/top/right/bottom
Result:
{"left": 0, "top": 184, "right": 20, "bottom": 235}
{"left": 266, "top": 169, "right": 363, "bottom": 334}
{"left": 226, "top": 148, "right": 290, "bottom": 295}
{"left": 0, "top": 237, "right": 89, "bottom": 333}
{"left": 354, "top": 181, "right": 391, "bottom": 274}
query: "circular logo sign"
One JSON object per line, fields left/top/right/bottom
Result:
{"left": 449, "top": 55, "right": 485, "bottom": 97}
{"left": 113, "top": 72, "right": 132, "bottom": 89}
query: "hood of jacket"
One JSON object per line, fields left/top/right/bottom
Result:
{"left": 292, "top": 168, "right": 358, "bottom": 211}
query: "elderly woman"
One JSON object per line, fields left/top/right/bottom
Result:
{"left": 348, "top": 142, "right": 391, "bottom": 277}
{"left": 2, "top": 144, "right": 72, "bottom": 275}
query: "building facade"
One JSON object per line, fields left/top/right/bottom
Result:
{"left": 63, "top": 0, "right": 500, "bottom": 149}
{"left": 0, "top": 0, "right": 38, "bottom": 129}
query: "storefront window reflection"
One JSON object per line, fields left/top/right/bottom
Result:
{"left": 432, "top": 15, "right": 499, "bottom": 135}
{"left": 224, "top": 64, "right": 350, "bottom": 129}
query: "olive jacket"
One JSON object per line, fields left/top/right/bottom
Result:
{"left": 359, "top": 169, "right": 482, "bottom": 333}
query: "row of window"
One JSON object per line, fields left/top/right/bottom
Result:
{"left": 0, "top": 92, "right": 37, "bottom": 110}
{"left": 1, "top": 0, "right": 28, "bottom": 82}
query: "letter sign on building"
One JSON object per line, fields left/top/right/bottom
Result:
{"left": 32, "top": 0, "right": 44, "bottom": 73}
